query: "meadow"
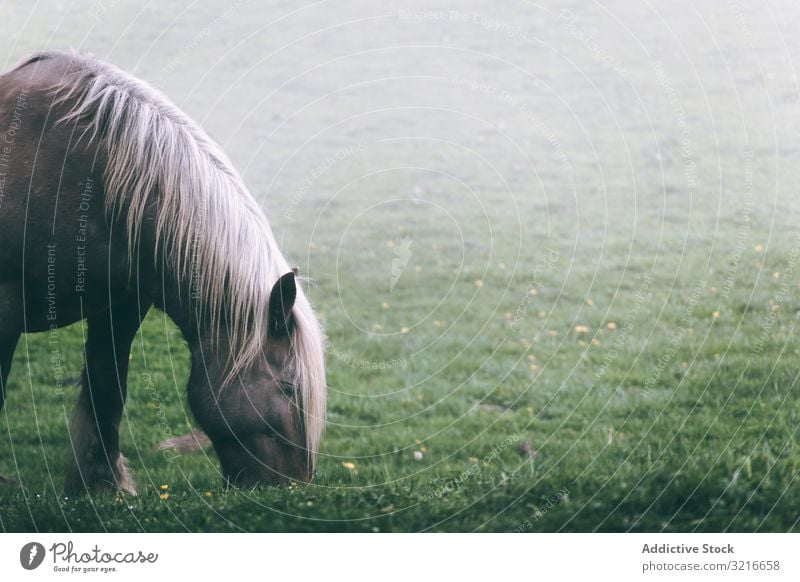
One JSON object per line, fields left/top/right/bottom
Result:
{"left": 1, "top": 0, "right": 800, "bottom": 531}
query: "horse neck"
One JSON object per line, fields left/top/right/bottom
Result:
{"left": 154, "top": 265, "right": 226, "bottom": 363}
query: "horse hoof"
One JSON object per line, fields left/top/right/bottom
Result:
{"left": 115, "top": 455, "right": 137, "bottom": 496}
{"left": 0, "top": 473, "right": 17, "bottom": 486}
{"left": 157, "top": 429, "right": 211, "bottom": 455}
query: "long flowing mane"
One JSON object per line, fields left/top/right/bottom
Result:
{"left": 15, "top": 51, "right": 325, "bottom": 462}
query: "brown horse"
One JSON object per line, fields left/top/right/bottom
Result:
{"left": 0, "top": 51, "right": 326, "bottom": 494}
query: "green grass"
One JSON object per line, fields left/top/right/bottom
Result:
{"left": 2, "top": 191, "right": 799, "bottom": 532}
{"left": 2, "top": 0, "right": 800, "bottom": 532}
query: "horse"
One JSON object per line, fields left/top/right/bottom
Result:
{"left": 0, "top": 51, "right": 326, "bottom": 494}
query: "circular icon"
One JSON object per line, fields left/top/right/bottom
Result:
{"left": 19, "top": 542, "right": 46, "bottom": 570}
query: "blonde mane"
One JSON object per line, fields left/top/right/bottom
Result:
{"left": 20, "top": 51, "right": 326, "bottom": 463}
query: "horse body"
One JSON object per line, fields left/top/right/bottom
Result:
{"left": 0, "top": 57, "right": 131, "bottom": 332}
{"left": 0, "top": 52, "right": 326, "bottom": 494}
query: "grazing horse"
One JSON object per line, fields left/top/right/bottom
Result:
{"left": 0, "top": 51, "right": 326, "bottom": 494}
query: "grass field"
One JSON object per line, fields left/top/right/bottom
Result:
{"left": 2, "top": 1, "right": 800, "bottom": 531}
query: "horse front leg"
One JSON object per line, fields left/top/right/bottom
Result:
{"left": 0, "top": 281, "right": 23, "bottom": 485}
{"left": 0, "top": 335, "right": 20, "bottom": 413}
{"left": 0, "top": 282, "right": 23, "bottom": 413}
{"left": 65, "top": 297, "right": 150, "bottom": 495}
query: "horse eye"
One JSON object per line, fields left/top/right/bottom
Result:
{"left": 279, "top": 381, "right": 296, "bottom": 397}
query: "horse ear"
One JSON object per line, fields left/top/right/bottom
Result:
{"left": 268, "top": 271, "right": 297, "bottom": 338}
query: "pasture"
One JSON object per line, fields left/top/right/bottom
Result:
{"left": 1, "top": 0, "right": 800, "bottom": 531}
